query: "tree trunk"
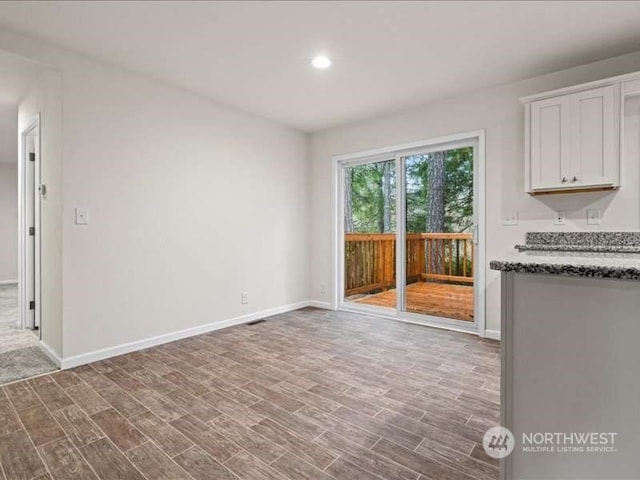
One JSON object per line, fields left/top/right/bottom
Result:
{"left": 344, "top": 168, "right": 354, "bottom": 233}
{"left": 377, "top": 165, "right": 385, "bottom": 233}
{"left": 427, "top": 151, "right": 446, "bottom": 274}
{"left": 382, "top": 161, "right": 393, "bottom": 233}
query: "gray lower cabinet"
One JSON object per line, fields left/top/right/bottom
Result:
{"left": 500, "top": 272, "right": 640, "bottom": 479}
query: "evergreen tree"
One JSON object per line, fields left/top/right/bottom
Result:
{"left": 344, "top": 147, "right": 472, "bottom": 235}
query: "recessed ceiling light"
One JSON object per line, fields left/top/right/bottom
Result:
{"left": 312, "top": 55, "right": 331, "bottom": 69}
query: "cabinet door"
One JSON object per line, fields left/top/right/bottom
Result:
{"left": 570, "top": 85, "right": 618, "bottom": 188}
{"left": 530, "top": 96, "right": 571, "bottom": 190}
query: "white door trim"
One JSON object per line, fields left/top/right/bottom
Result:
{"left": 332, "top": 129, "right": 487, "bottom": 337}
{"left": 18, "top": 114, "right": 41, "bottom": 333}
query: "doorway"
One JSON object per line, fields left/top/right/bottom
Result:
{"left": 19, "top": 116, "right": 41, "bottom": 333}
{"left": 335, "top": 131, "right": 485, "bottom": 335}
{"left": 0, "top": 49, "right": 59, "bottom": 384}
{"left": 0, "top": 111, "right": 56, "bottom": 385}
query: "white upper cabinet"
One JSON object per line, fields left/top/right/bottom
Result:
{"left": 530, "top": 95, "right": 571, "bottom": 190}
{"left": 525, "top": 84, "right": 620, "bottom": 193}
{"left": 571, "top": 86, "right": 618, "bottom": 188}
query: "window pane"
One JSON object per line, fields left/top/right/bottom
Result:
{"left": 343, "top": 159, "right": 396, "bottom": 308}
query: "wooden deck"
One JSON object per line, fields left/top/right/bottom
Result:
{"left": 351, "top": 281, "right": 474, "bottom": 322}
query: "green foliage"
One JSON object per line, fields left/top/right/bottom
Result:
{"left": 346, "top": 147, "right": 473, "bottom": 234}
{"left": 406, "top": 147, "right": 473, "bottom": 233}
{"left": 346, "top": 160, "right": 396, "bottom": 233}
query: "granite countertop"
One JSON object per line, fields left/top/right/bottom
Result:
{"left": 514, "top": 244, "right": 640, "bottom": 253}
{"left": 490, "top": 232, "right": 640, "bottom": 281}
{"left": 515, "top": 231, "right": 640, "bottom": 253}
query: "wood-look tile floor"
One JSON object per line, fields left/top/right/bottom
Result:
{"left": 0, "top": 307, "right": 500, "bottom": 480}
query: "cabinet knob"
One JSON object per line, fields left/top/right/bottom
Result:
{"left": 561, "top": 177, "right": 568, "bottom": 183}
{"left": 572, "top": 176, "right": 578, "bottom": 182}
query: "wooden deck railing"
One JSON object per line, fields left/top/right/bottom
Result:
{"left": 345, "top": 232, "right": 473, "bottom": 297}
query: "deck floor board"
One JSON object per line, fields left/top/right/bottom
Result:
{"left": 351, "top": 282, "right": 474, "bottom": 322}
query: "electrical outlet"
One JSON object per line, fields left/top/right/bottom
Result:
{"left": 554, "top": 211, "right": 566, "bottom": 226}
{"left": 503, "top": 212, "right": 519, "bottom": 226}
{"left": 587, "top": 209, "right": 601, "bottom": 225}
{"left": 241, "top": 292, "right": 248, "bottom": 304}
{"left": 75, "top": 208, "right": 89, "bottom": 225}
{"left": 320, "top": 284, "right": 326, "bottom": 295}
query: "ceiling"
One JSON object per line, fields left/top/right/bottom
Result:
{"left": 0, "top": 48, "right": 43, "bottom": 107}
{"left": 1, "top": 1, "right": 640, "bottom": 132}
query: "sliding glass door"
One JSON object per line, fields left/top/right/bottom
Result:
{"left": 343, "top": 158, "right": 396, "bottom": 310}
{"left": 401, "top": 144, "right": 475, "bottom": 323}
{"left": 338, "top": 133, "right": 482, "bottom": 332}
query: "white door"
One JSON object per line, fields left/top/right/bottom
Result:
{"left": 20, "top": 118, "right": 41, "bottom": 333}
{"left": 25, "top": 137, "right": 37, "bottom": 330}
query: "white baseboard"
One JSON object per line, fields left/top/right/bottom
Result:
{"left": 308, "top": 300, "right": 332, "bottom": 309}
{"left": 484, "top": 329, "right": 501, "bottom": 341}
{"left": 55, "top": 299, "right": 494, "bottom": 370}
{"left": 39, "top": 341, "right": 62, "bottom": 368}
{"left": 0, "top": 279, "right": 18, "bottom": 286}
{"left": 60, "top": 300, "right": 310, "bottom": 370}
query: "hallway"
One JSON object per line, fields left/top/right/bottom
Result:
{"left": 0, "top": 285, "right": 56, "bottom": 384}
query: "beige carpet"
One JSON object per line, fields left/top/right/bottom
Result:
{"left": 0, "top": 285, "right": 57, "bottom": 384}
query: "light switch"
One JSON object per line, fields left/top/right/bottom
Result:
{"left": 75, "top": 208, "right": 89, "bottom": 225}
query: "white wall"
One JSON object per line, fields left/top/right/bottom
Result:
{"left": 309, "top": 50, "right": 640, "bottom": 334}
{"left": 0, "top": 161, "right": 18, "bottom": 282}
{"left": 19, "top": 69, "right": 63, "bottom": 355}
{"left": 59, "top": 63, "right": 309, "bottom": 359}
{"left": 0, "top": 105, "right": 18, "bottom": 282}
{"left": 3, "top": 26, "right": 639, "bottom": 359}
{"left": 2, "top": 28, "right": 310, "bottom": 360}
